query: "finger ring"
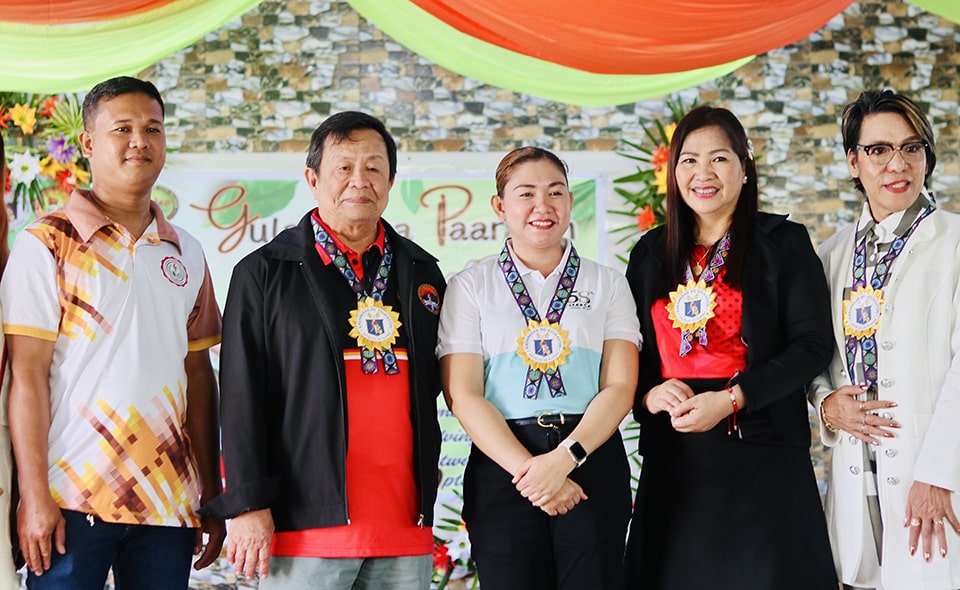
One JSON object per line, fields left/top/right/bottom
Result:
{"left": 859, "top": 402, "right": 865, "bottom": 411}
{"left": 911, "top": 517, "right": 922, "bottom": 527}
{"left": 935, "top": 519, "right": 945, "bottom": 527}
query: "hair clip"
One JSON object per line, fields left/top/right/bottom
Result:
{"left": 746, "top": 139, "right": 755, "bottom": 161}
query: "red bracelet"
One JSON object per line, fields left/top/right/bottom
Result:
{"left": 726, "top": 384, "right": 739, "bottom": 437}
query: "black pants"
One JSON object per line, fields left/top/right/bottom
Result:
{"left": 462, "top": 420, "right": 631, "bottom": 590}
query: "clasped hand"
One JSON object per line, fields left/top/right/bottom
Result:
{"left": 512, "top": 448, "right": 587, "bottom": 516}
{"left": 644, "top": 379, "right": 731, "bottom": 432}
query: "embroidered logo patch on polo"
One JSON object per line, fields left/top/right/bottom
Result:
{"left": 418, "top": 284, "right": 440, "bottom": 314}
{"left": 567, "top": 290, "right": 593, "bottom": 311}
{"left": 161, "top": 256, "right": 189, "bottom": 287}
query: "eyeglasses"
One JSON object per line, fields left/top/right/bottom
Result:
{"left": 855, "top": 141, "right": 927, "bottom": 166}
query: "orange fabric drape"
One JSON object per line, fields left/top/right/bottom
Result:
{"left": 0, "top": 0, "right": 178, "bottom": 24}
{"left": 409, "top": 0, "right": 854, "bottom": 74}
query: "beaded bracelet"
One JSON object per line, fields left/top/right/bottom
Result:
{"left": 726, "top": 385, "right": 739, "bottom": 436}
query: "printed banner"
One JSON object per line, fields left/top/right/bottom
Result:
{"left": 3, "top": 159, "right": 602, "bottom": 556}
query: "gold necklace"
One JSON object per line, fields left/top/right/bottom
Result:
{"left": 692, "top": 246, "right": 710, "bottom": 276}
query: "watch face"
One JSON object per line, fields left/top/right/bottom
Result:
{"left": 569, "top": 441, "right": 587, "bottom": 462}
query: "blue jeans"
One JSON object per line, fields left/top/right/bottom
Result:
{"left": 27, "top": 509, "right": 196, "bottom": 590}
{"left": 262, "top": 555, "right": 432, "bottom": 590}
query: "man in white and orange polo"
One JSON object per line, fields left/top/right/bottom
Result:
{"left": 0, "top": 76, "right": 225, "bottom": 590}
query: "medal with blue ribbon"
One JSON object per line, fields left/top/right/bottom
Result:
{"left": 844, "top": 196, "right": 935, "bottom": 385}
{"left": 667, "top": 232, "right": 730, "bottom": 356}
{"left": 313, "top": 219, "right": 402, "bottom": 375}
{"left": 498, "top": 241, "right": 579, "bottom": 399}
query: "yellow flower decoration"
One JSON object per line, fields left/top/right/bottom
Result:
{"left": 39, "top": 155, "right": 65, "bottom": 178}
{"left": 68, "top": 163, "right": 91, "bottom": 187}
{"left": 9, "top": 103, "right": 38, "bottom": 135}
{"left": 654, "top": 166, "right": 668, "bottom": 195}
{"left": 664, "top": 122, "right": 677, "bottom": 143}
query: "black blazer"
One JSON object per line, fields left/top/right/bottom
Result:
{"left": 625, "top": 213, "right": 833, "bottom": 451}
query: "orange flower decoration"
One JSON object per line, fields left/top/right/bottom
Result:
{"left": 650, "top": 145, "right": 669, "bottom": 171}
{"left": 636, "top": 205, "right": 657, "bottom": 231}
{"left": 38, "top": 96, "right": 60, "bottom": 118}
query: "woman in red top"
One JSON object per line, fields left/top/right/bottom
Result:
{"left": 622, "top": 106, "right": 837, "bottom": 589}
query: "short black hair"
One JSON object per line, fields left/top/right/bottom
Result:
{"left": 305, "top": 111, "right": 397, "bottom": 180}
{"left": 82, "top": 76, "right": 165, "bottom": 129}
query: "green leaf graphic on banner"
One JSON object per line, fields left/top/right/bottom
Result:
{"left": 570, "top": 180, "right": 596, "bottom": 223}
{"left": 209, "top": 180, "right": 299, "bottom": 226}
{"left": 398, "top": 180, "right": 425, "bottom": 214}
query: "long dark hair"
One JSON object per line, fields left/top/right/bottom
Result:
{"left": 657, "top": 106, "right": 758, "bottom": 296}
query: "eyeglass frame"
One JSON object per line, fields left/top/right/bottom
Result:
{"left": 854, "top": 141, "right": 928, "bottom": 166}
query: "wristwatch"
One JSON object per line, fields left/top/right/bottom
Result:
{"left": 559, "top": 438, "right": 588, "bottom": 467}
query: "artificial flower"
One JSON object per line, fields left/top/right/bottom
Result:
{"left": 432, "top": 541, "right": 452, "bottom": 571}
{"left": 55, "top": 168, "right": 76, "bottom": 191}
{"left": 47, "top": 134, "right": 78, "bottom": 164}
{"left": 664, "top": 122, "right": 677, "bottom": 143}
{"left": 444, "top": 523, "right": 471, "bottom": 565}
{"left": 654, "top": 165, "right": 668, "bottom": 195}
{"left": 8, "top": 151, "right": 42, "bottom": 185}
{"left": 636, "top": 205, "right": 657, "bottom": 231}
{"left": 3, "top": 93, "right": 89, "bottom": 216}
{"left": 612, "top": 99, "right": 692, "bottom": 255}
{"left": 9, "top": 104, "right": 38, "bottom": 135}
{"left": 68, "top": 163, "right": 90, "bottom": 187}
{"left": 650, "top": 144, "right": 670, "bottom": 171}
{"left": 38, "top": 96, "right": 60, "bottom": 118}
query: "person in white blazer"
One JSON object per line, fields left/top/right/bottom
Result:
{"left": 810, "top": 90, "right": 960, "bottom": 590}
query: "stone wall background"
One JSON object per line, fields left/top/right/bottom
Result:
{"left": 69, "top": 1, "right": 954, "bottom": 587}
{"left": 144, "top": 0, "right": 960, "bottom": 247}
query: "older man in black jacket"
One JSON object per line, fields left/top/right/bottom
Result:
{"left": 202, "top": 112, "right": 445, "bottom": 589}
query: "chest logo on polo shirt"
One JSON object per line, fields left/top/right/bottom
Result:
{"left": 160, "top": 256, "right": 189, "bottom": 287}
{"left": 566, "top": 290, "right": 593, "bottom": 311}
{"left": 418, "top": 283, "right": 440, "bottom": 314}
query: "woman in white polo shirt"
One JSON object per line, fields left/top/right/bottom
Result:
{"left": 437, "top": 146, "right": 640, "bottom": 590}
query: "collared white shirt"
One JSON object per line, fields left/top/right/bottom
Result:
{"left": 437, "top": 239, "right": 641, "bottom": 419}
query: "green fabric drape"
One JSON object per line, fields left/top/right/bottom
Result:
{"left": 910, "top": 0, "right": 960, "bottom": 23}
{"left": 0, "top": 0, "right": 262, "bottom": 93}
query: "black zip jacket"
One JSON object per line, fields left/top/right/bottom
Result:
{"left": 201, "top": 212, "right": 445, "bottom": 531}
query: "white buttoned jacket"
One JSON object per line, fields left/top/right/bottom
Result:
{"left": 810, "top": 206, "right": 960, "bottom": 590}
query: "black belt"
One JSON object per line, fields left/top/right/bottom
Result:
{"left": 507, "top": 412, "right": 583, "bottom": 428}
